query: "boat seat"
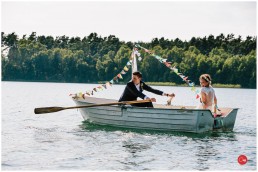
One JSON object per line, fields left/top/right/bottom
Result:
{"left": 217, "top": 108, "right": 234, "bottom": 117}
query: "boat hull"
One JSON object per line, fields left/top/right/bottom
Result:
{"left": 72, "top": 97, "right": 239, "bottom": 133}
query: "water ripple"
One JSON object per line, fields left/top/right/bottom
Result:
{"left": 2, "top": 82, "right": 256, "bottom": 170}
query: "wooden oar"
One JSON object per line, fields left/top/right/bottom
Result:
{"left": 34, "top": 99, "right": 151, "bottom": 114}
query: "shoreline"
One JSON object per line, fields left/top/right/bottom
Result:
{"left": 144, "top": 82, "right": 242, "bottom": 88}
{"left": 1, "top": 80, "right": 250, "bottom": 89}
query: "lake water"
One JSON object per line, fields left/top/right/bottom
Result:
{"left": 1, "top": 81, "right": 256, "bottom": 170}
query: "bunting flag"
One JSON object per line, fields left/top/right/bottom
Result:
{"left": 134, "top": 48, "right": 144, "bottom": 61}
{"left": 113, "top": 76, "right": 118, "bottom": 81}
{"left": 106, "top": 82, "right": 111, "bottom": 87}
{"left": 191, "top": 87, "right": 196, "bottom": 91}
{"left": 70, "top": 49, "right": 139, "bottom": 99}
{"left": 135, "top": 44, "right": 200, "bottom": 99}
{"left": 121, "top": 70, "right": 126, "bottom": 74}
{"left": 97, "top": 86, "right": 103, "bottom": 90}
{"left": 164, "top": 62, "right": 172, "bottom": 67}
{"left": 183, "top": 76, "right": 188, "bottom": 81}
{"left": 117, "top": 73, "right": 123, "bottom": 79}
{"left": 123, "top": 66, "right": 129, "bottom": 72}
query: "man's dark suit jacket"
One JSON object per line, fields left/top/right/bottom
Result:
{"left": 118, "top": 81, "right": 163, "bottom": 102}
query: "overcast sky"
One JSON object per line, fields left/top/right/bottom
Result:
{"left": 1, "top": 1, "right": 257, "bottom": 42}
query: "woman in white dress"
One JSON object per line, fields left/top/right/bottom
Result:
{"left": 198, "top": 74, "right": 218, "bottom": 114}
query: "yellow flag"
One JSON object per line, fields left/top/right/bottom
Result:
{"left": 123, "top": 66, "right": 129, "bottom": 72}
{"left": 191, "top": 87, "right": 196, "bottom": 91}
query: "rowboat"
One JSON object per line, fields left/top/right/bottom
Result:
{"left": 72, "top": 47, "right": 238, "bottom": 133}
{"left": 72, "top": 96, "right": 238, "bottom": 133}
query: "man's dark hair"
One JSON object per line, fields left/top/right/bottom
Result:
{"left": 133, "top": 71, "right": 142, "bottom": 78}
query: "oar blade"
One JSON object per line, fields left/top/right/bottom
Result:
{"left": 34, "top": 107, "right": 64, "bottom": 114}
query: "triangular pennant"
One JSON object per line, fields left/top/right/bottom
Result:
{"left": 102, "top": 84, "right": 107, "bottom": 89}
{"left": 164, "top": 62, "right": 171, "bottom": 67}
{"left": 196, "top": 94, "right": 200, "bottom": 99}
{"left": 179, "top": 75, "right": 185, "bottom": 79}
{"left": 123, "top": 66, "right": 129, "bottom": 72}
{"left": 183, "top": 76, "right": 188, "bottom": 81}
{"left": 97, "top": 86, "right": 103, "bottom": 90}
{"left": 189, "top": 82, "right": 194, "bottom": 87}
{"left": 162, "top": 59, "right": 167, "bottom": 63}
{"left": 126, "top": 61, "right": 132, "bottom": 66}
{"left": 117, "top": 73, "right": 123, "bottom": 79}
{"left": 135, "top": 52, "right": 141, "bottom": 57}
{"left": 121, "top": 70, "right": 126, "bottom": 74}
{"left": 191, "top": 87, "right": 196, "bottom": 91}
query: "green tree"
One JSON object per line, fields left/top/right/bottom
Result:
{"left": 96, "top": 51, "right": 116, "bottom": 81}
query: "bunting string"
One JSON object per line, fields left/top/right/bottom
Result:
{"left": 70, "top": 44, "right": 220, "bottom": 114}
{"left": 135, "top": 44, "right": 222, "bottom": 114}
{"left": 135, "top": 44, "right": 200, "bottom": 99}
{"left": 70, "top": 48, "right": 140, "bottom": 99}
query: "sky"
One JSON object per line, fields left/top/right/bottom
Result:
{"left": 1, "top": 1, "right": 257, "bottom": 42}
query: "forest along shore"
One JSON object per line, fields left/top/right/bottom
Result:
{"left": 1, "top": 32, "right": 256, "bottom": 89}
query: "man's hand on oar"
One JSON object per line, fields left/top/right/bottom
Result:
{"left": 34, "top": 99, "right": 151, "bottom": 114}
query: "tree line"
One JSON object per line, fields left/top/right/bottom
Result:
{"left": 1, "top": 32, "right": 256, "bottom": 88}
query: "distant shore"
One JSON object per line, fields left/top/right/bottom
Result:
{"left": 145, "top": 82, "right": 242, "bottom": 88}
{"left": 2, "top": 80, "right": 244, "bottom": 88}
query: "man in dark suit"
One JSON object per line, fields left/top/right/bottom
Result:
{"left": 119, "top": 71, "right": 175, "bottom": 107}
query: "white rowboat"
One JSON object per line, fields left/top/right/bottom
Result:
{"left": 73, "top": 48, "right": 238, "bottom": 133}
{"left": 73, "top": 97, "right": 238, "bottom": 133}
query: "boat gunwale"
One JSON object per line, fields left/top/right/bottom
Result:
{"left": 73, "top": 98, "right": 238, "bottom": 110}
{"left": 73, "top": 97, "right": 239, "bottom": 120}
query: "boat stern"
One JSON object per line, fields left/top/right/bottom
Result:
{"left": 213, "top": 108, "right": 238, "bottom": 131}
